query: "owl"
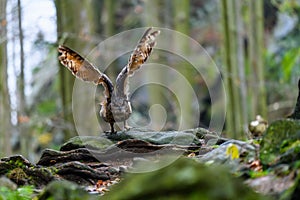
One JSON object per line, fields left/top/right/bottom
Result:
{"left": 58, "top": 28, "right": 160, "bottom": 133}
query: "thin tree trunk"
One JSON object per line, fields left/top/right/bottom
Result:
{"left": 56, "top": 0, "right": 77, "bottom": 140}
{"left": 93, "top": 0, "right": 104, "bottom": 35}
{"left": 17, "top": 0, "right": 30, "bottom": 158}
{"left": 104, "top": 0, "right": 115, "bottom": 37}
{"left": 0, "top": 0, "right": 12, "bottom": 156}
{"left": 173, "top": 0, "right": 194, "bottom": 130}
{"left": 255, "top": 0, "right": 267, "bottom": 118}
{"left": 103, "top": 0, "right": 117, "bottom": 79}
{"left": 220, "top": 0, "right": 235, "bottom": 137}
{"left": 248, "top": 0, "right": 257, "bottom": 119}
{"left": 248, "top": 0, "right": 267, "bottom": 119}
{"left": 143, "top": 0, "right": 166, "bottom": 130}
{"left": 220, "top": 0, "right": 266, "bottom": 138}
{"left": 234, "top": 0, "right": 249, "bottom": 137}
{"left": 56, "top": 0, "right": 98, "bottom": 140}
{"left": 220, "top": 0, "right": 244, "bottom": 138}
{"left": 17, "top": 0, "right": 25, "bottom": 115}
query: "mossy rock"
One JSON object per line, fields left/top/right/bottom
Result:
{"left": 280, "top": 172, "right": 300, "bottom": 200}
{"left": 60, "top": 136, "right": 114, "bottom": 151}
{"left": 38, "top": 180, "right": 96, "bottom": 200}
{"left": 108, "top": 128, "right": 200, "bottom": 146}
{"left": 260, "top": 119, "right": 300, "bottom": 165}
{"left": 0, "top": 176, "right": 17, "bottom": 190}
{"left": 103, "top": 158, "right": 267, "bottom": 200}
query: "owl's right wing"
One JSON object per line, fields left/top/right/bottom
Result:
{"left": 127, "top": 27, "right": 160, "bottom": 75}
{"left": 115, "top": 28, "right": 160, "bottom": 97}
{"left": 58, "top": 45, "right": 114, "bottom": 99}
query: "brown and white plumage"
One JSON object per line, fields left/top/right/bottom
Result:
{"left": 58, "top": 45, "right": 113, "bottom": 100}
{"left": 58, "top": 28, "right": 160, "bottom": 133}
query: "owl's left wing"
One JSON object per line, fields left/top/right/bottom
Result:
{"left": 115, "top": 28, "right": 160, "bottom": 97}
{"left": 58, "top": 45, "right": 114, "bottom": 99}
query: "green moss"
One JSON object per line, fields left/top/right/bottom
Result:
{"left": 293, "top": 160, "right": 300, "bottom": 169}
{"left": 104, "top": 158, "right": 268, "bottom": 200}
{"left": 47, "top": 166, "right": 59, "bottom": 174}
{"left": 249, "top": 170, "right": 270, "bottom": 179}
{"left": 60, "top": 136, "right": 113, "bottom": 151}
{"left": 260, "top": 119, "right": 300, "bottom": 165}
{"left": 16, "top": 160, "right": 24, "bottom": 168}
{"left": 38, "top": 180, "right": 96, "bottom": 200}
{"left": 6, "top": 168, "right": 30, "bottom": 186}
{"left": 280, "top": 172, "right": 300, "bottom": 200}
{"left": 7, "top": 168, "right": 27, "bottom": 180}
{"left": 280, "top": 139, "right": 300, "bottom": 154}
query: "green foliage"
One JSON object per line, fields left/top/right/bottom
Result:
{"left": 274, "top": 0, "right": 300, "bottom": 13}
{"left": 281, "top": 48, "right": 300, "bottom": 82}
{"left": 0, "top": 186, "right": 34, "bottom": 200}
{"left": 36, "top": 100, "right": 57, "bottom": 116}
{"left": 265, "top": 2, "right": 300, "bottom": 83}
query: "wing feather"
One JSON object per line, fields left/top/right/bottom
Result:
{"left": 115, "top": 28, "right": 160, "bottom": 97}
{"left": 58, "top": 45, "right": 113, "bottom": 99}
{"left": 127, "top": 27, "right": 160, "bottom": 75}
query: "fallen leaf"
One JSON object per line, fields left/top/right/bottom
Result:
{"left": 226, "top": 144, "right": 239, "bottom": 160}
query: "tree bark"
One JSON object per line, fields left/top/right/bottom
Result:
{"left": 143, "top": 0, "right": 166, "bottom": 130}
{"left": 55, "top": 0, "right": 99, "bottom": 140}
{"left": 173, "top": 0, "right": 194, "bottom": 130}
{"left": 234, "top": 0, "right": 249, "bottom": 137}
{"left": 17, "top": 0, "right": 31, "bottom": 158}
{"left": 220, "top": 0, "right": 267, "bottom": 138}
{"left": 220, "top": 0, "right": 239, "bottom": 137}
{"left": 0, "top": 0, "right": 12, "bottom": 156}
{"left": 103, "top": 0, "right": 117, "bottom": 79}
{"left": 248, "top": 0, "right": 267, "bottom": 119}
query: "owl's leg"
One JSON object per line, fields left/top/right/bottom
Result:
{"left": 124, "top": 121, "right": 132, "bottom": 130}
{"left": 110, "top": 123, "right": 115, "bottom": 133}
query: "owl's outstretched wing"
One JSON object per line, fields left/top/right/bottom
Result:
{"left": 115, "top": 28, "right": 160, "bottom": 97}
{"left": 58, "top": 45, "right": 114, "bottom": 99}
{"left": 127, "top": 27, "right": 160, "bottom": 75}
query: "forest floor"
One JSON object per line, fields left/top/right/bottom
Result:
{"left": 0, "top": 123, "right": 299, "bottom": 199}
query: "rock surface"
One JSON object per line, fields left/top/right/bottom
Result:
{"left": 0, "top": 126, "right": 299, "bottom": 199}
{"left": 103, "top": 158, "right": 267, "bottom": 200}
{"left": 260, "top": 119, "right": 300, "bottom": 166}
{"left": 37, "top": 180, "right": 97, "bottom": 200}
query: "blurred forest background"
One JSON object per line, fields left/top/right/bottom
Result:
{"left": 1, "top": 0, "right": 300, "bottom": 161}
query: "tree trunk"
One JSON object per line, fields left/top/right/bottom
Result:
{"left": 234, "top": 0, "right": 249, "bottom": 137}
{"left": 55, "top": 0, "right": 99, "bottom": 140}
{"left": 17, "top": 0, "right": 30, "bottom": 158}
{"left": 220, "top": 0, "right": 266, "bottom": 138}
{"left": 103, "top": 0, "right": 117, "bottom": 79}
{"left": 143, "top": 0, "right": 166, "bottom": 130}
{"left": 248, "top": 0, "right": 267, "bottom": 119}
{"left": 17, "top": 0, "right": 25, "bottom": 115}
{"left": 173, "top": 0, "right": 194, "bottom": 130}
{"left": 220, "top": 0, "right": 243, "bottom": 138}
{"left": 0, "top": 0, "right": 12, "bottom": 156}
